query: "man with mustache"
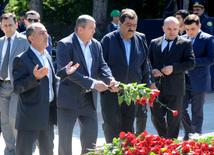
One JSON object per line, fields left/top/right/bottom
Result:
{"left": 100, "top": 8, "right": 151, "bottom": 143}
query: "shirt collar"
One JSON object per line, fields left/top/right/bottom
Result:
{"left": 30, "top": 45, "right": 48, "bottom": 58}
{"left": 119, "top": 30, "right": 131, "bottom": 43}
{"left": 75, "top": 32, "right": 92, "bottom": 47}
{"left": 111, "top": 22, "right": 119, "bottom": 28}
{"left": 6, "top": 31, "right": 17, "bottom": 41}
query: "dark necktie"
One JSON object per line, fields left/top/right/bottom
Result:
{"left": 1, "top": 38, "right": 11, "bottom": 80}
{"left": 162, "top": 39, "right": 171, "bottom": 57}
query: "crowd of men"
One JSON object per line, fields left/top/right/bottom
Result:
{"left": 0, "top": 0, "right": 214, "bottom": 155}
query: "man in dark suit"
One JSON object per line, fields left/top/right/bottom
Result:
{"left": 101, "top": 8, "right": 151, "bottom": 143}
{"left": 0, "top": 12, "right": 29, "bottom": 155}
{"left": 149, "top": 16, "right": 195, "bottom": 139}
{"left": 181, "top": 14, "right": 214, "bottom": 140}
{"left": 105, "top": 10, "right": 120, "bottom": 34}
{"left": 21, "top": 10, "right": 53, "bottom": 56}
{"left": 12, "top": 23, "right": 79, "bottom": 155}
{"left": 56, "top": 15, "right": 116, "bottom": 155}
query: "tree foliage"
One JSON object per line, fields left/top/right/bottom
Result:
{"left": 5, "top": 0, "right": 167, "bottom": 47}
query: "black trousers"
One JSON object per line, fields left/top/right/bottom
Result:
{"left": 135, "top": 103, "right": 147, "bottom": 135}
{"left": 150, "top": 94, "right": 183, "bottom": 139}
{"left": 16, "top": 124, "right": 54, "bottom": 155}
{"left": 101, "top": 90, "right": 136, "bottom": 143}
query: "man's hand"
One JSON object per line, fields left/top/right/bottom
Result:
{"left": 150, "top": 83, "right": 157, "bottom": 89}
{"left": 152, "top": 69, "right": 163, "bottom": 77}
{"left": 161, "top": 65, "right": 173, "bottom": 75}
{"left": 94, "top": 80, "right": 108, "bottom": 92}
{"left": 109, "top": 80, "right": 120, "bottom": 92}
{"left": 33, "top": 64, "right": 49, "bottom": 80}
{"left": 66, "top": 61, "right": 79, "bottom": 75}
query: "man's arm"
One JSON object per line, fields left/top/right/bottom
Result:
{"left": 12, "top": 57, "right": 40, "bottom": 94}
{"left": 195, "top": 36, "right": 214, "bottom": 67}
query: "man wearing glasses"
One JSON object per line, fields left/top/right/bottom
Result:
{"left": 21, "top": 10, "right": 53, "bottom": 56}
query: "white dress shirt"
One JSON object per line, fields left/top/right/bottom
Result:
{"left": 75, "top": 33, "right": 95, "bottom": 89}
{"left": 31, "top": 46, "right": 54, "bottom": 102}
{"left": 161, "top": 36, "right": 174, "bottom": 53}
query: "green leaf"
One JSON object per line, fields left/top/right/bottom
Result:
{"left": 118, "top": 95, "right": 124, "bottom": 105}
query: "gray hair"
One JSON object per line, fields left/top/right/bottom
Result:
{"left": 74, "top": 15, "right": 95, "bottom": 32}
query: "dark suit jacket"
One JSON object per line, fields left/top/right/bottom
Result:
{"left": 56, "top": 33, "right": 114, "bottom": 110}
{"left": 105, "top": 22, "right": 117, "bottom": 34}
{"left": 183, "top": 31, "right": 214, "bottom": 92}
{"left": 101, "top": 30, "right": 151, "bottom": 86}
{"left": 149, "top": 35, "right": 195, "bottom": 96}
{"left": 12, "top": 48, "right": 57, "bottom": 130}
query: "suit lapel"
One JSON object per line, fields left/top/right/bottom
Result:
{"left": 165, "top": 37, "right": 178, "bottom": 60}
{"left": 10, "top": 34, "right": 19, "bottom": 59}
{"left": 192, "top": 32, "right": 201, "bottom": 50}
{"left": 0, "top": 37, "right": 6, "bottom": 61}
{"left": 89, "top": 42, "right": 95, "bottom": 77}
{"left": 158, "top": 37, "right": 165, "bottom": 62}
{"left": 73, "top": 34, "right": 89, "bottom": 75}
{"left": 28, "top": 48, "right": 43, "bottom": 69}
{"left": 117, "top": 32, "right": 129, "bottom": 66}
{"left": 129, "top": 36, "right": 136, "bottom": 64}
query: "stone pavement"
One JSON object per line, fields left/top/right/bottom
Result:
{"left": 1, "top": 93, "right": 214, "bottom": 155}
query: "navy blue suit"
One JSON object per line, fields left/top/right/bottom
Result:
{"left": 100, "top": 30, "right": 151, "bottom": 143}
{"left": 181, "top": 31, "right": 214, "bottom": 136}
{"left": 56, "top": 33, "right": 114, "bottom": 154}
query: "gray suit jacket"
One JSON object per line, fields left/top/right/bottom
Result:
{"left": 56, "top": 33, "right": 114, "bottom": 110}
{"left": 0, "top": 32, "right": 30, "bottom": 118}
{"left": 0, "top": 31, "right": 30, "bottom": 88}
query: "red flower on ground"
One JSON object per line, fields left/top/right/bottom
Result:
{"left": 182, "top": 146, "right": 191, "bottom": 154}
{"left": 119, "top": 131, "right": 127, "bottom": 140}
{"left": 173, "top": 110, "right": 178, "bottom": 116}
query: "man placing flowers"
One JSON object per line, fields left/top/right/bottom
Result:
{"left": 100, "top": 8, "right": 151, "bottom": 143}
{"left": 149, "top": 16, "right": 195, "bottom": 139}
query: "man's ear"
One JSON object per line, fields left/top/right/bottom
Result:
{"left": 199, "top": 23, "right": 201, "bottom": 29}
{"left": 28, "top": 35, "right": 34, "bottom": 43}
{"left": 39, "top": 20, "right": 41, "bottom": 23}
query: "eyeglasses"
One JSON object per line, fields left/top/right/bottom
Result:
{"left": 27, "top": 18, "right": 39, "bottom": 23}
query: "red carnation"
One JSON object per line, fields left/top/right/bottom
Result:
{"left": 119, "top": 131, "right": 127, "bottom": 140}
{"left": 140, "top": 97, "right": 147, "bottom": 105}
{"left": 135, "top": 98, "right": 140, "bottom": 104}
{"left": 153, "top": 89, "right": 160, "bottom": 96}
{"left": 173, "top": 110, "right": 178, "bottom": 116}
{"left": 150, "top": 92, "right": 156, "bottom": 100}
{"left": 182, "top": 146, "right": 190, "bottom": 154}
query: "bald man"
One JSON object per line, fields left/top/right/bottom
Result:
{"left": 149, "top": 16, "right": 195, "bottom": 139}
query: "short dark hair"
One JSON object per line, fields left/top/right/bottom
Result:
{"left": 175, "top": 9, "right": 190, "bottom": 20}
{"left": 0, "top": 12, "right": 17, "bottom": 23}
{"left": 26, "top": 23, "right": 36, "bottom": 44}
{"left": 25, "top": 10, "right": 40, "bottom": 20}
{"left": 119, "top": 8, "right": 138, "bottom": 24}
{"left": 184, "top": 14, "right": 200, "bottom": 26}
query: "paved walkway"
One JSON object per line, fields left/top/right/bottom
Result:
{"left": 1, "top": 93, "right": 214, "bottom": 155}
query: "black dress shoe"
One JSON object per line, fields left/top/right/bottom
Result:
{"left": 183, "top": 135, "right": 189, "bottom": 141}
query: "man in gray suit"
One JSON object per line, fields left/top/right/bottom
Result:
{"left": 56, "top": 15, "right": 116, "bottom": 155}
{"left": 0, "top": 13, "right": 29, "bottom": 155}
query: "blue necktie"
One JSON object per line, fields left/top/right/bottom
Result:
{"left": 1, "top": 38, "right": 11, "bottom": 80}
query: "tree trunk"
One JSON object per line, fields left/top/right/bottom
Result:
{"left": 92, "top": 0, "right": 108, "bottom": 40}
{"left": 30, "top": 0, "right": 43, "bottom": 21}
{"left": 183, "top": 0, "right": 190, "bottom": 10}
